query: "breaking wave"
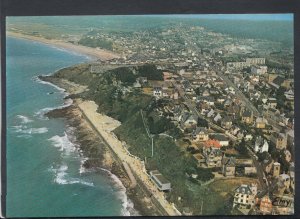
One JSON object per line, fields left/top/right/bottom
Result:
{"left": 48, "top": 132, "right": 77, "bottom": 156}
{"left": 99, "top": 168, "right": 139, "bottom": 216}
{"left": 49, "top": 164, "right": 94, "bottom": 187}
{"left": 33, "top": 75, "right": 66, "bottom": 93}
{"left": 34, "top": 98, "right": 73, "bottom": 119}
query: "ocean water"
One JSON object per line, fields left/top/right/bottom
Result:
{"left": 6, "top": 37, "right": 133, "bottom": 217}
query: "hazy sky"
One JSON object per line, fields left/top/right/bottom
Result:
{"left": 146, "top": 14, "right": 293, "bottom": 21}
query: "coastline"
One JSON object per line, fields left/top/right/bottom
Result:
{"left": 13, "top": 31, "right": 179, "bottom": 215}
{"left": 39, "top": 76, "right": 166, "bottom": 216}
{"left": 7, "top": 31, "right": 120, "bottom": 61}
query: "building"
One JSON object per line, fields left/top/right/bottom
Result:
{"left": 241, "top": 110, "right": 253, "bottom": 124}
{"left": 244, "top": 167, "right": 257, "bottom": 175}
{"left": 284, "top": 150, "right": 292, "bottom": 162}
{"left": 233, "top": 184, "right": 256, "bottom": 209}
{"left": 259, "top": 195, "right": 273, "bottom": 215}
{"left": 221, "top": 116, "right": 233, "bottom": 129}
{"left": 204, "top": 139, "right": 221, "bottom": 149}
{"left": 211, "top": 134, "right": 229, "bottom": 147}
{"left": 278, "top": 174, "right": 291, "bottom": 191}
{"left": 273, "top": 162, "right": 281, "bottom": 177}
{"left": 267, "top": 98, "right": 277, "bottom": 109}
{"left": 254, "top": 136, "right": 269, "bottom": 153}
{"left": 153, "top": 86, "right": 162, "bottom": 97}
{"left": 149, "top": 170, "right": 171, "bottom": 191}
{"left": 270, "top": 133, "right": 287, "bottom": 150}
{"left": 192, "top": 127, "right": 209, "bottom": 142}
{"left": 180, "top": 112, "right": 198, "bottom": 130}
{"left": 255, "top": 117, "right": 268, "bottom": 129}
{"left": 246, "top": 58, "right": 265, "bottom": 65}
{"left": 222, "top": 156, "right": 236, "bottom": 177}
{"left": 203, "top": 147, "right": 223, "bottom": 167}
{"left": 251, "top": 65, "right": 268, "bottom": 75}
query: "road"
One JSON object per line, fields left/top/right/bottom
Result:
{"left": 215, "top": 69, "right": 260, "bottom": 117}
{"left": 245, "top": 145, "right": 269, "bottom": 194}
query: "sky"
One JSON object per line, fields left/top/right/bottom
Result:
{"left": 146, "top": 14, "right": 293, "bottom": 21}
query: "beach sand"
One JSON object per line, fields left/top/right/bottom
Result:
{"left": 7, "top": 31, "right": 120, "bottom": 61}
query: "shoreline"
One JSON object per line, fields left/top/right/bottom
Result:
{"left": 39, "top": 76, "right": 165, "bottom": 216}
{"left": 7, "top": 31, "right": 120, "bottom": 61}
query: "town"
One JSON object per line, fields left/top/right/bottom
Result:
{"left": 85, "top": 24, "right": 294, "bottom": 215}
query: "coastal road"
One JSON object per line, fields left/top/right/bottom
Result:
{"left": 77, "top": 100, "right": 181, "bottom": 216}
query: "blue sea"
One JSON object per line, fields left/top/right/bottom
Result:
{"left": 6, "top": 37, "right": 134, "bottom": 217}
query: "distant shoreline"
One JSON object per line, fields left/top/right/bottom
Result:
{"left": 7, "top": 31, "right": 120, "bottom": 61}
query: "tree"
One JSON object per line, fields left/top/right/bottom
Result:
{"left": 235, "top": 139, "right": 249, "bottom": 157}
{"left": 197, "top": 117, "right": 208, "bottom": 128}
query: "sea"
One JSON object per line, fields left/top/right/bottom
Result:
{"left": 6, "top": 36, "right": 135, "bottom": 217}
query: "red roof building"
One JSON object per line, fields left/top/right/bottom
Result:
{"left": 204, "top": 139, "right": 221, "bottom": 148}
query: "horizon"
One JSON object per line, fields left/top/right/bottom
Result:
{"left": 7, "top": 13, "right": 293, "bottom": 22}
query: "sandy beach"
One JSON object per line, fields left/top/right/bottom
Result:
{"left": 7, "top": 31, "right": 120, "bottom": 61}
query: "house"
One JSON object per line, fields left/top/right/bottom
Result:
{"left": 267, "top": 98, "right": 277, "bottom": 109}
{"left": 233, "top": 184, "right": 257, "bottom": 209}
{"left": 278, "top": 174, "right": 291, "bottom": 190}
{"left": 254, "top": 136, "right": 269, "bottom": 153}
{"left": 211, "top": 134, "right": 229, "bottom": 147}
{"left": 213, "top": 113, "right": 222, "bottom": 122}
{"left": 241, "top": 110, "right": 253, "bottom": 124}
{"left": 133, "top": 79, "right": 142, "bottom": 88}
{"left": 203, "top": 147, "right": 223, "bottom": 167}
{"left": 207, "top": 109, "right": 215, "bottom": 118}
{"left": 244, "top": 167, "right": 257, "bottom": 175}
{"left": 192, "top": 127, "right": 209, "bottom": 142}
{"left": 204, "top": 139, "right": 221, "bottom": 149}
{"left": 180, "top": 112, "right": 198, "bottom": 130}
{"left": 204, "top": 96, "right": 215, "bottom": 106}
{"left": 270, "top": 133, "right": 287, "bottom": 150}
{"left": 273, "top": 162, "right": 281, "bottom": 177}
{"left": 255, "top": 117, "right": 268, "bottom": 129}
{"left": 284, "top": 89, "right": 294, "bottom": 100}
{"left": 259, "top": 195, "right": 273, "bottom": 215}
{"left": 263, "top": 159, "right": 274, "bottom": 174}
{"left": 222, "top": 156, "right": 236, "bottom": 177}
{"left": 284, "top": 150, "right": 292, "bottom": 162}
{"left": 270, "top": 76, "right": 285, "bottom": 89}
{"left": 202, "top": 90, "right": 210, "bottom": 97}
{"left": 149, "top": 170, "right": 171, "bottom": 191}
{"left": 193, "top": 153, "right": 206, "bottom": 165}
{"left": 153, "top": 86, "right": 162, "bottom": 97}
{"left": 245, "top": 134, "right": 253, "bottom": 141}
{"left": 221, "top": 116, "right": 233, "bottom": 129}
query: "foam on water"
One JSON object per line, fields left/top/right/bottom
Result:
{"left": 34, "top": 98, "right": 73, "bottom": 120}
{"left": 49, "top": 164, "right": 94, "bottom": 187}
{"left": 33, "top": 76, "right": 66, "bottom": 93}
{"left": 99, "top": 168, "right": 139, "bottom": 216}
{"left": 48, "top": 132, "right": 77, "bottom": 156}
{"left": 16, "top": 115, "right": 33, "bottom": 124}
